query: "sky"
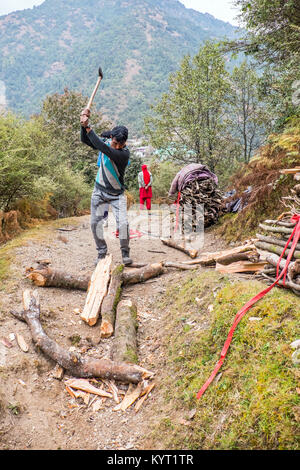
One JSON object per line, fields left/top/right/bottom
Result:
{"left": 0, "top": 0, "right": 241, "bottom": 25}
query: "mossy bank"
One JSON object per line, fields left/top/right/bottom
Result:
{"left": 147, "top": 271, "right": 299, "bottom": 450}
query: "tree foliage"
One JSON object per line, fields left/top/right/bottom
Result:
{"left": 41, "top": 88, "right": 112, "bottom": 184}
{"left": 144, "top": 41, "right": 231, "bottom": 172}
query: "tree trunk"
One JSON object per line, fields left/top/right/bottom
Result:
{"left": 11, "top": 290, "right": 152, "bottom": 383}
{"left": 99, "top": 265, "right": 124, "bottom": 339}
{"left": 112, "top": 299, "right": 138, "bottom": 364}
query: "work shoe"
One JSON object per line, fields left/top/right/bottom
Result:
{"left": 94, "top": 253, "right": 107, "bottom": 267}
{"left": 122, "top": 251, "right": 133, "bottom": 266}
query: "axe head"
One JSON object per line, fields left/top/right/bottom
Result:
{"left": 98, "top": 67, "right": 103, "bottom": 79}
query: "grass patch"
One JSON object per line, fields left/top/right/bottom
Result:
{"left": 150, "top": 271, "right": 300, "bottom": 450}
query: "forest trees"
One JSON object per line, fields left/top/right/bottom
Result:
{"left": 41, "top": 88, "right": 112, "bottom": 184}
{"left": 144, "top": 41, "right": 270, "bottom": 179}
{"left": 0, "top": 89, "right": 112, "bottom": 218}
{"left": 227, "top": 61, "right": 270, "bottom": 163}
{"left": 230, "top": 0, "right": 300, "bottom": 128}
{"left": 144, "top": 41, "right": 231, "bottom": 172}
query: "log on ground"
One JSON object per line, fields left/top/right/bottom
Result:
{"left": 26, "top": 265, "right": 90, "bottom": 290}
{"left": 122, "top": 262, "right": 164, "bottom": 285}
{"left": 11, "top": 290, "right": 152, "bottom": 383}
{"left": 112, "top": 299, "right": 138, "bottom": 364}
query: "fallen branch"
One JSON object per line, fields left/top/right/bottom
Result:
{"left": 163, "top": 261, "right": 197, "bottom": 270}
{"left": 160, "top": 238, "right": 198, "bottom": 258}
{"left": 11, "top": 290, "right": 152, "bottom": 384}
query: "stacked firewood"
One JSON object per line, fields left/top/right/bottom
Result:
{"left": 179, "top": 178, "right": 224, "bottom": 229}
{"left": 254, "top": 179, "right": 300, "bottom": 295}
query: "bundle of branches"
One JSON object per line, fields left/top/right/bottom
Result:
{"left": 179, "top": 178, "right": 224, "bottom": 229}
{"left": 254, "top": 214, "right": 300, "bottom": 296}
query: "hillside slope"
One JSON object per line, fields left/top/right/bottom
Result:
{"left": 0, "top": 0, "right": 239, "bottom": 135}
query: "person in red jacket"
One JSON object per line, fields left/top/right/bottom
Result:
{"left": 138, "top": 164, "right": 153, "bottom": 210}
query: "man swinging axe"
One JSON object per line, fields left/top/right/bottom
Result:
{"left": 80, "top": 66, "right": 132, "bottom": 266}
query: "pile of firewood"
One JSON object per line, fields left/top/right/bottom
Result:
{"left": 254, "top": 217, "right": 300, "bottom": 296}
{"left": 254, "top": 173, "right": 300, "bottom": 295}
{"left": 179, "top": 179, "right": 225, "bottom": 229}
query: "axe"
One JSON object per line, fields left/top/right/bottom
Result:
{"left": 86, "top": 66, "right": 103, "bottom": 111}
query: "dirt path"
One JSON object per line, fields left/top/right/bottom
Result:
{"left": 0, "top": 213, "right": 226, "bottom": 450}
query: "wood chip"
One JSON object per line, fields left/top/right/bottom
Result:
{"left": 16, "top": 333, "right": 29, "bottom": 352}
{"left": 113, "top": 383, "right": 143, "bottom": 412}
{"left": 52, "top": 364, "right": 64, "bottom": 380}
{"left": 65, "top": 378, "right": 113, "bottom": 398}
{"left": 134, "top": 382, "right": 156, "bottom": 413}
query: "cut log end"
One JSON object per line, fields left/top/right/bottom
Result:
{"left": 100, "top": 320, "right": 114, "bottom": 339}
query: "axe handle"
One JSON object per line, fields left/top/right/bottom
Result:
{"left": 86, "top": 76, "right": 102, "bottom": 110}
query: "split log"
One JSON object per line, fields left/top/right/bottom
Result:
{"left": 122, "top": 262, "right": 164, "bottom": 285}
{"left": 216, "top": 261, "right": 266, "bottom": 274}
{"left": 255, "top": 241, "right": 300, "bottom": 260}
{"left": 160, "top": 238, "right": 198, "bottom": 258}
{"left": 112, "top": 300, "right": 138, "bottom": 364}
{"left": 11, "top": 290, "right": 153, "bottom": 383}
{"left": 80, "top": 255, "right": 112, "bottom": 326}
{"left": 99, "top": 265, "right": 124, "bottom": 339}
{"left": 256, "top": 233, "right": 300, "bottom": 251}
{"left": 26, "top": 265, "right": 90, "bottom": 290}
